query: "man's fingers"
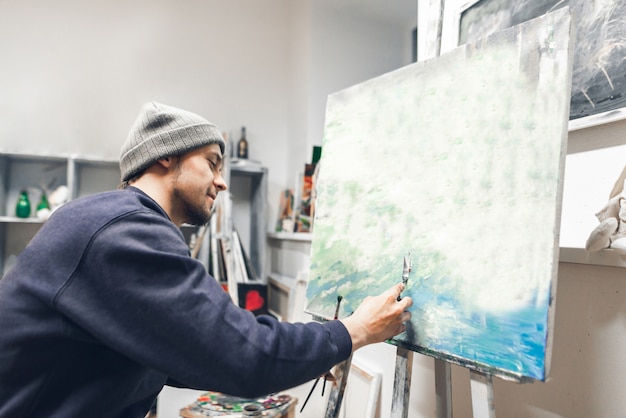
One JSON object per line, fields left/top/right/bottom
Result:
{"left": 398, "top": 296, "right": 413, "bottom": 309}
{"left": 391, "top": 282, "right": 405, "bottom": 299}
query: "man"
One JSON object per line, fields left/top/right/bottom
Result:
{"left": 0, "top": 102, "right": 413, "bottom": 417}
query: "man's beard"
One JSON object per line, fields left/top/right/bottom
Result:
{"left": 173, "top": 188, "right": 211, "bottom": 226}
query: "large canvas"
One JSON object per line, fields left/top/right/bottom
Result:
{"left": 305, "top": 9, "right": 572, "bottom": 381}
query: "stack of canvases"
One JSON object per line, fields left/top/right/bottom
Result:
{"left": 204, "top": 194, "right": 268, "bottom": 316}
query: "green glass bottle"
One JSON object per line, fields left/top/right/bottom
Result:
{"left": 36, "top": 192, "right": 51, "bottom": 220}
{"left": 15, "top": 190, "right": 31, "bottom": 218}
{"left": 36, "top": 193, "right": 49, "bottom": 212}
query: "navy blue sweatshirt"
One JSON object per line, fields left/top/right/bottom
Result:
{"left": 0, "top": 187, "right": 351, "bottom": 417}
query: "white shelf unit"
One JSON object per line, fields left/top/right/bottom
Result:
{"left": 267, "top": 232, "right": 312, "bottom": 280}
{"left": 0, "top": 153, "right": 120, "bottom": 276}
{"left": 267, "top": 232, "right": 313, "bottom": 242}
{"left": 0, "top": 152, "right": 271, "bottom": 287}
{"left": 227, "top": 160, "right": 268, "bottom": 281}
{"left": 266, "top": 232, "right": 312, "bottom": 320}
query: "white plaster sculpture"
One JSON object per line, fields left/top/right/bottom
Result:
{"left": 586, "top": 169, "right": 626, "bottom": 254}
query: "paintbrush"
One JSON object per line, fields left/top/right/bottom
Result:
{"left": 299, "top": 376, "right": 319, "bottom": 413}
{"left": 300, "top": 295, "right": 343, "bottom": 412}
{"left": 333, "top": 295, "right": 343, "bottom": 319}
{"left": 321, "top": 295, "right": 343, "bottom": 396}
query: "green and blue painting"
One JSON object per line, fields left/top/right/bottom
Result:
{"left": 305, "top": 9, "right": 573, "bottom": 381}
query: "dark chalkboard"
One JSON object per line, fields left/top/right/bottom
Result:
{"left": 459, "top": 0, "right": 626, "bottom": 121}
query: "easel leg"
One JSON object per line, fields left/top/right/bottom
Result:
{"left": 324, "top": 355, "right": 353, "bottom": 418}
{"left": 390, "top": 347, "right": 413, "bottom": 418}
{"left": 434, "top": 359, "right": 452, "bottom": 418}
{"left": 470, "top": 371, "right": 495, "bottom": 418}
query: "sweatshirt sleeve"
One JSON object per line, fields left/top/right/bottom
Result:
{"left": 54, "top": 210, "right": 352, "bottom": 397}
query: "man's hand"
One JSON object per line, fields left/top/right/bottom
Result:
{"left": 340, "top": 283, "right": 413, "bottom": 351}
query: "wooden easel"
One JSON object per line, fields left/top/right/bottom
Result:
{"left": 391, "top": 350, "right": 496, "bottom": 418}
{"left": 323, "top": 355, "right": 352, "bottom": 418}
{"left": 391, "top": 347, "right": 413, "bottom": 418}
{"left": 469, "top": 369, "right": 495, "bottom": 418}
{"left": 324, "top": 346, "right": 496, "bottom": 418}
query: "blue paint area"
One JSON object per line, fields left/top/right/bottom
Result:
{"left": 418, "top": 305, "right": 547, "bottom": 380}
{"left": 306, "top": 263, "right": 549, "bottom": 380}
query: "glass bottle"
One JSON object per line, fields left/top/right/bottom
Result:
{"left": 237, "top": 126, "right": 248, "bottom": 159}
{"left": 15, "top": 190, "right": 31, "bottom": 218}
{"left": 37, "top": 192, "right": 49, "bottom": 212}
{"left": 36, "top": 192, "right": 51, "bottom": 220}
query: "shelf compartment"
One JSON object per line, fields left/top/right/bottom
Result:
{"left": 69, "top": 158, "right": 120, "bottom": 200}
{"left": 0, "top": 222, "right": 44, "bottom": 276}
{"left": 0, "top": 154, "right": 68, "bottom": 219}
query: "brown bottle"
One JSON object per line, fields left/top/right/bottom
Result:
{"left": 237, "top": 126, "right": 248, "bottom": 159}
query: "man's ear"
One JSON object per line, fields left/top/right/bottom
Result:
{"left": 156, "top": 156, "right": 173, "bottom": 169}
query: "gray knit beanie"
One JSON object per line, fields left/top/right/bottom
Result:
{"left": 120, "top": 102, "right": 225, "bottom": 182}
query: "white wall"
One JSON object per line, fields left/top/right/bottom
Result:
{"left": 292, "top": 1, "right": 415, "bottom": 182}
{"left": 0, "top": 0, "right": 414, "bottom": 239}
{"left": 0, "top": 0, "right": 293, "bottom": 222}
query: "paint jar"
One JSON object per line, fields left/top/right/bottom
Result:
{"left": 241, "top": 403, "right": 262, "bottom": 416}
